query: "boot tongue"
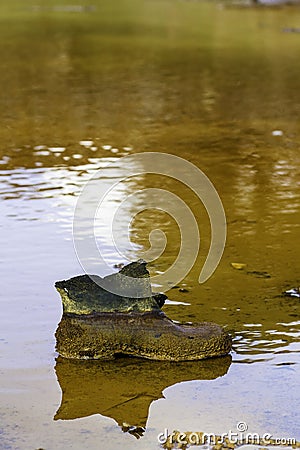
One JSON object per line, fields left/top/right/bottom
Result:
{"left": 55, "top": 260, "right": 161, "bottom": 314}
{"left": 119, "top": 259, "right": 148, "bottom": 278}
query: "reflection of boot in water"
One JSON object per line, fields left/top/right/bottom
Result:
{"left": 54, "top": 261, "right": 232, "bottom": 361}
{"left": 53, "top": 355, "right": 232, "bottom": 436}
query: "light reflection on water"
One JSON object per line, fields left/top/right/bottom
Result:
{"left": 1, "top": 0, "right": 300, "bottom": 448}
{"left": 1, "top": 139, "right": 300, "bottom": 449}
{"left": 1, "top": 147, "right": 299, "bottom": 359}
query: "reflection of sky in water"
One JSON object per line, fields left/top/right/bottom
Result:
{"left": 0, "top": 157, "right": 145, "bottom": 271}
{"left": 234, "top": 156, "right": 300, "bottom": 224}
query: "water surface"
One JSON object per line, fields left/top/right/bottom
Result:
{"left": 1, "top": 1, "right": 300, "bottom": 449}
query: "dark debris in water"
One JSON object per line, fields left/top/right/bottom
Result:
{"left": 247, "top": 270, "right": 271, "bottom": 279}
{"left": 282, "top": 27, "right": 300, "bottom": 33}
{"left": 113, "top": 263, "right": 125, "bottom": 269}
{"left": 170, "top": 285, "right": 190, "bottom": 292}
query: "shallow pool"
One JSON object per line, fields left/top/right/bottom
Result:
{"left": 0, "top": 1, "right": 299, "bottom": 449}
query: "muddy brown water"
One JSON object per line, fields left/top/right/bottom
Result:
{"left": 0, "top": 1, "right": 300, "bottom": 449}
